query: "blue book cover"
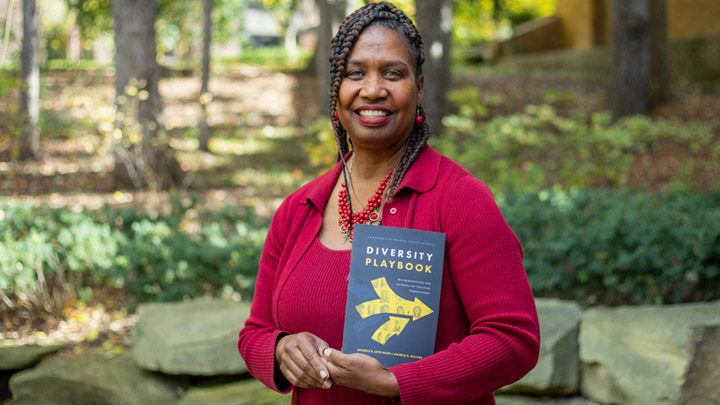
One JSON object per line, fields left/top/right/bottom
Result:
{"left": 341, "top": 224, "right": 446, "bottom": 367}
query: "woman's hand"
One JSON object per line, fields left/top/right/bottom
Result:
{"left": 323, "top": 347, "right": 400, "bottom": 397}
{"left": 275, "top": 332, "right": 333, "bottom": 389}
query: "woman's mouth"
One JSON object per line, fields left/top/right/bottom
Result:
{"left": 355, "top": 108, "right": 391, "bottom": 125}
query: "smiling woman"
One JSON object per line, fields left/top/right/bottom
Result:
{"left": 238, "top": 2, "right": 540, "bottom": 404}
{"left": 337, "top": 24, "right": 423, "bottom": 156}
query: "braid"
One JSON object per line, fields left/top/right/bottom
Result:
{"left": 386, "top": 105, "right": 429, "bottom": 200}
{"left": 328, "top": 1, "right": 430, "bottom": 203}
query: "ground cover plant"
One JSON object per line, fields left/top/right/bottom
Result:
{"left": 3, "top": 186, "right": 719, "bottom": 330}
{"left": 0, "top": 196, "right": 269, "bottom": 327}
{"left": 432, "top": 87, "right": 720, "bottom": 192}
{"left": 500, "top": 188, "right": 720, "bottom": 305}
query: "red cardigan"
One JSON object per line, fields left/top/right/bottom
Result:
{"left": 238, "top": 146, "right": 540, "bottom": 404}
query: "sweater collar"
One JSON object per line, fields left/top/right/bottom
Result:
{"left": 302, "top": 146, "right": 441, "bottom": 211}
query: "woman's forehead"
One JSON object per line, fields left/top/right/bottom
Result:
{"left": 348, "top": 25, "right": 415, "bottom": 66}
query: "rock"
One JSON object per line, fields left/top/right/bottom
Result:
{"left": 0, "top": 342, "right": 68, "bottom": 370}
{"left": 579, "top": 301, "right": 720, "bottom": 405}
{"left": 132, "top": 299, "right": 251, "bottom": 376}
{"left": 9, "top": 350, "right": 181, "bottom": 405}
{"left": 501, "top": 298, "right": 583, "bottom": 395}
{"left": 179, "top": 379, "right": 291, "bottom": 405}
{"left": 495, "top": 395, "right": 599, "bottom": 405}
{"left": 678, "top": 325, "right": 720, "bottom": 405}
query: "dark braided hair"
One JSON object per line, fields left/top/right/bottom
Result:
{"left": 329, "top": 1, "right": 430, "bottom": 203}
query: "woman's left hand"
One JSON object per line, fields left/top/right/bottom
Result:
{"left": 322, "top": 347, "right": 400, "bottom": 397}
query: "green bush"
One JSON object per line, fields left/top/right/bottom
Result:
{"left": 114, "top": 209, "right": 267, "bottom": 303}
{"left": 499, "top": 188, "right": 720, "bottom": 305}
{"left": 0, "top": 201, "right": 120, "bottom": 317}
{"left": 219, "top": 46, "right": 312, "bottom": 71}
{"left": 3, "top": 187, "right": 718, "bottom": 322}
{"left": 0, "top": 197, "right": 269, "bottom": 321}
{"left": 432, "top": 88, "right": 720, "bottom": 191}
{"left": 92, "top": 197, "right": 270, "bottom": 304}
{"left": 301, "top": 117, "right": 339, "bottom": 173}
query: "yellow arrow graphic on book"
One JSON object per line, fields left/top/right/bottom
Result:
{"left": 372, "top": 316, "right": 410, "bottom": 345}
{"left": 354, "top": 277, "right": 433, "bottom": 345}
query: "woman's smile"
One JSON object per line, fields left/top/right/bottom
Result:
{"left": 356, "top": 105, "right": 392, "bottom": 125}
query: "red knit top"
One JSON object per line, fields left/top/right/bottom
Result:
{"left": 238, "top": 146, "right": 540, "bottom": 405}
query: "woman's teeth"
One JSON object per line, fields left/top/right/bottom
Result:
{"left": 358, "top": 110, "right": 390, "bottom": 118}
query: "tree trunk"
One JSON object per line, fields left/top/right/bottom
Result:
{"left": 112, "top": 0, "right": 184, "bottom": 189}
{"left": 609, "top": 0, "right": 649, "bottom": 119}
{"left": 313, "top": 0, "right": 347, "bottom": 114}
{"left": 648, "top": 0, "right": 668, "bottom": 109}
{"left": 198, "top": 0, "right": 213, "bottom": 152}
{"left": 20, "top": 0, "right": 39, "bottom": 160}
{"left": 415, "top": 0, "right": 453, "bottom": 136}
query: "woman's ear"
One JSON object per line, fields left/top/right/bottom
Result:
{"left": 416, "top": 74, "right": 425, "bottom": 105}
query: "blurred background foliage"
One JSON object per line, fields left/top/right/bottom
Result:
{"left": 0, "top": 0, "right": 718, "bottom": 329}
{"left": 454, "top": 0, "right": 555, "bottom": 47}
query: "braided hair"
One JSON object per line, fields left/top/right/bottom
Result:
{"left": 328, "top": 1, "right": 430, "bottom": 203}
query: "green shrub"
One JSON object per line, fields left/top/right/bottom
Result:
{"left": 0, "top": 197, "right": 269, "bottom": 322}
{"left": 3, "top": 187, "right": 718, "bottom": 322}
{"left": 301, "top": 117, "right": 339, "bottom": 173}
{"left": 499, "top": 188, "right": 720, "bottom": 305}
{"left": 0, "top": 201, "right": 121, "bottom": 318}
{"left": 115, "top": 210, "right": 267, "bottom": 304}
{"left": 0, "top": 75, "right": 18, "bottom": 97}
{"left": 432, "top": 88, "right": 720, "bottom": 191}
{"left": 92, "top": 196, "right": 270, "bottom": 304}
{"left": 219, "top": 46, "right": 311, "bottom": 70}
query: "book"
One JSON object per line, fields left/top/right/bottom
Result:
{"left": 341, "top": 224, "right": 446, "bottom": 368}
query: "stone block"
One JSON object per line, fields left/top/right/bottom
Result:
{"left": 9, "top": 350, "right": 180, "bottom": 405}
{"left": 501, "top": 298, "right": 583, "bottom": 395}
{"left": 132, "top": 299, "right": 251, "bottom": 375}
{"left": 179, "top": 379, "right": 291, "bottom": 405}
{"left": 579, "top": 301, "right": 720, "bottom": 405}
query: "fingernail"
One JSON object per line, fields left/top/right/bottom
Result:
{"left": 320, "top": 370, "right": 328, "bottom": 379}
{"left": 323, "top": 348, "right": 331, "bottom": 357}
{"left": 324, "top": 381, "right": 333, "bottom": 389}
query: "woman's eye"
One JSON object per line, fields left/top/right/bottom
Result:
{"left": 384, "top": 70, "right": 404, "bottom": 79}
{"left": 347, "top": 70, "right": 364, "bottom": 79}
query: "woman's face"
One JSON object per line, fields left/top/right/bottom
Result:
{"left": 337, "top": 25, "right": 424, "bottom": 152}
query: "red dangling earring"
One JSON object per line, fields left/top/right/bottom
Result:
{"left": 334, "top": 112, "right": 339, "bottom": 120}
{"left": 415, "top": 107, "right": 423, "bottom": 124}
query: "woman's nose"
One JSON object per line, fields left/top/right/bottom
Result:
{"left": 360, "top": 75, "right": 387, "bottom": 99}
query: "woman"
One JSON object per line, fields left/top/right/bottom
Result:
{"left": 238, "top": 2, "right": 540, "bottom": 404}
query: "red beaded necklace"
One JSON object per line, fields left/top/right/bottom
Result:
{"left": 338, "top": 157, "right": 393, "bottom": 241}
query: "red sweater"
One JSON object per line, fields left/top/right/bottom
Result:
{"left": 238, "top": 146, "right": 540, "bottom": 405}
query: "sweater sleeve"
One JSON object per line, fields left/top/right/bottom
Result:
{"left": 390, "top": 174, "right": 540, "bottom": 404}
{"left": 238, "top": 205, "right": 292, "bottom": 393}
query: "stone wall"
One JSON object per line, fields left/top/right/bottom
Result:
{"left": 3, "top": 298, "right": 720, "bottom": 404}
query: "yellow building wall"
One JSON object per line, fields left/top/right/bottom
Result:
{"left": 556, "top": 0, "right": 720, "bottom": 50}
{"left": 668, "top": 0, "right": 720, "bottom": 40}
{"left": 555, "top": 0, "right": 595, "bottom": 49}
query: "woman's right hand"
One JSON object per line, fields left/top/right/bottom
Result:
{"left": 275, "top": 332, "right": 333, "bottom": 389}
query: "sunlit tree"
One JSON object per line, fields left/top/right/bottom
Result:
{"left": 312, "top": 0, "right": 349, "bottom": 111}
{"left": 20, "top": 0, "right": 39, "bottom": 160}
{"left": 199, "top": 0, "right": 213, "bottom": 152}
{"left": 416, "top": 0, "right": 452, "bottom": 136}
{"left": 112, "top": 0, "right": 184, "bottom": 188}
{"left": 67, "top": 0, "right": 244, "bottom": 60}
{"left": 609, "top": 0, "right": 668, "bottom": 119}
